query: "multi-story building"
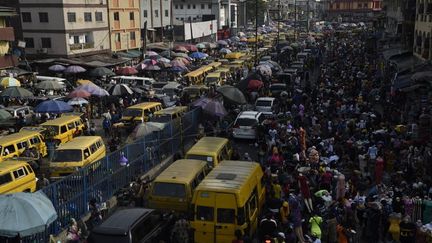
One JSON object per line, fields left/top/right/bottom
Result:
{"left": 383, "top": 0, "right": 415, "bottom": 50}
{"left": 18, "top": 0, "right": 110, "bottom": 57}
{"left": 0, "top": 6, "right": 17, "bottom": 69}
{"left": 108, "top": 0, "right": 141, "bottom": 52}
{"left": 413, "top": 0, "right": 432, "bottom": 60}
{"left": 326, "top": 0, "right": 383, "bottom": 22}
{"left": 140, "top": 0, "right": 172, "bottom": 42}
{"left": 172, "top": 0, "right": 231, "bottom": 30}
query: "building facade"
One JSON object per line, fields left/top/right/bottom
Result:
{"left": 108, "top": 0, "right": 141, "bottom": 52}
{"left": 18, "top": 0, "right": 110, "bottom": 57}
{"left": 140, "top": 0, "right": 172, "bottom": 43}
{"left": 0, "top": 6, "right": 17, "bottom": 69}
{"left": 413, "top": 0, "right": 432, "bottom": 60}
{"left": 172, "top": 0, "right": 231, "bottom": 30}
{"left": 326, "top": 0, "right": 383, "bottom": 22}
{"left": 383, "top": 0, "right": 415, "bottom": 50}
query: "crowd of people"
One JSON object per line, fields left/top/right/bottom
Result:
{"left": 240, "top": 28, "right": 432, "bottom": 243}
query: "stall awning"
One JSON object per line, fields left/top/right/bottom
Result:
{"left": 116, "top": 50, "right": 141, "bottom": 58}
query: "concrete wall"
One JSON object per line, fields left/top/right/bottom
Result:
{"left": 140, "top": 0, "right": 172, "bottom": 28}
{"left": 23, "top": 32, "right": 67, "bottom": 55}
{"left": 108, "top": 0, "right": 141, "bottom": 51}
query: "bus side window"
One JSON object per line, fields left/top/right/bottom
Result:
{"left": 61, "top": 125, "right": 67, "bottom": 133}
{"left": 84, "top": 148, "right": 91, "bottom": 159}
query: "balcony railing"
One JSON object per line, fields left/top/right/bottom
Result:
{"left": 69, "top": 42, "right": 94, "bottom": 51}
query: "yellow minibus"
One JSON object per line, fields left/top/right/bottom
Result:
{"left": 185, "top": 137, "right": 232, "bottom": 167}
{"left": 0, "top": 160, "right": 36, "bottom": 193}
{"left": 50, "top": 136, "right": 106, "bottom": 178}
{"left": 147, "top": 159, "right": 210, "bottom": 212}
{"left": 191, "top": 160, "right": 265, "bottom": 243}
{"left": 0, "top": 130, "right": 47, "bottom": 161}
{"left": 41, "top": 115, "right": 85, "bottom": 145}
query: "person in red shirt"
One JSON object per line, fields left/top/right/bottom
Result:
{"left": 375, "top": 154, "right": 385, "bottom": 184}
{"left": 298, "top": 173, "right": 313, "bottom": 213}
{"left": 320, "top": 167, "right": 333, "bottom": 191}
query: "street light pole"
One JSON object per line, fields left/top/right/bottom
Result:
{"left": 276, "top": 0, "right": 281, "bottom": 47}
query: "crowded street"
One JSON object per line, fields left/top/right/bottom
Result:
{"left": 0, "top": 1, "right": 432, "bottom": 243}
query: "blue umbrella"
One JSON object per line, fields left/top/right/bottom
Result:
{"left": 34, "top": 100, "right": 73, "bottom": 114}
{"left": 189, "top": 52, "right": 207, "bottom": 59}
{"left": 0, "top": 191, "right": 57, "bottom": 237}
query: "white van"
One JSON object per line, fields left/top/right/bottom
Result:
{"left": 111, "top": 76, "right": 155, "bottom": 89}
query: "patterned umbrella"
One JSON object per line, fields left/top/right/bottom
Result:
{"left": 0, "top": 87, "right": 33, "bottom": 98}
{"left": 64, "top": 65, "right": 86, "bottom": 74}
{"left": 67, "top": 89, "right": 91, "bottom": 98}
{"left": 34, "top": 100, "right": 73, "bottom": 114}
{"left": 1, "top": 77, "right": 21, "bottom": 87}
{"left": 48, "top": 64, "right": 66, "bottom": 72}
{"left": 107, "top": 84, "right": 134, "bottom": 96}
{"left": 116, "top": 66, "right": 138, "bottom": 75}
{"left": 184, "top": 44, "right": 198, "bottom": 52}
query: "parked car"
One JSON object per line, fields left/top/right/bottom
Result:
{"left": 232, "top": 111, "right": 264, "bottom": 139}
{"left": 88, "top": 208, "right": 173, "bottom": 243}
{"left": 255, "top": 97, "right": 279, "bottom": 116}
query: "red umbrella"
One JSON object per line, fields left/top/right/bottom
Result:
{"left": 116, "top": 66, "right": 138, "bottom": 75}
{"left": 247, "top": 79, "right": 264, "bottom": 90}
{"left": 174, "top": 45, "right": 188, "bottom": 52}
{"left": 67, "top": 89, "right": 91, "bottom": 98}
{"left": 183, "top": 44, "right": 198, "bottom": 52}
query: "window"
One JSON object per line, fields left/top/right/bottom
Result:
{"left": 3, "top": 145, "right": 15, "bottom": 155}
{"left": 143, "top": 10, "right": 148, "bottom": 17}
{"left": 193, "top": 4, "right": 196, "bottom": 9}
{"left": 114, "top": 12, "right": 120, "bottom": 21}
{"left": 84, "top": 148, "right": 91, "bottom": 159}
{"left": 52, "top": 150, "right": 82, "bottom": 162}
{"left": 22, "top": 12, "right": 31, "bottom": 22}
{"left": 197, "top": 206, "right": 214, "bottom": 221}
{"left": 17, "top": 141, "right": 28, "bottom": 150}
{"left": 187, "top": 4, "right": 191, "bottom": 9}
{"left": 175, "top": 4, "right": 178, "bottom": 9}
{"left": 84, "top": 12, "right": 92, "bottom": 22}
{"left": 129, "top": 12, "right": 134, "bottom": 20}
{"left": 39, "top": 12, "right": 48, "bottom": 22}
{"left": 0, "top": 173, "right": 12, "bottom": 186}
{"left": 67, "top": 12, "right": 76, "bottom": 22}
{"left": 201, "top": 4, "right": 205, "bottom": 9}
{"left": 180, "top": 5, "right": 183, "bottom": 9}
{"left": 60, "top": 125, "right": 67, "bottom": 133}
{"left": 90, "top": 144, "right": 97, "bottom": 153}
{"left": 73, "top": 35, "right": 79, "bottom": 44}
{"left": 13, "top": 167, "right": 27, "bottom": 179}
{"left": 30, "top": 136, "right": 40, "bottom": 145}
{"left": 364, "top": 3, "right": 368, "bottom": 7}
{"left": 155, "top": 10, "right": 159, "bottom": 17}
{"left": 217, "top": 208, "right": 235, "bottom": 223}
{"left": 41, "top": 37, "right": 51, "bottom": 48}
{"left": 248, "top": 194, "right": 257, "bottom": 217}
{"left": 67, "top": 122, "right": 75, "bottom": 129}
{"left": 208, "top": 4, "right": 212, "bottom": 9}
{"left": 152, "top": 182, "right": 186, "bottom": 198}
{"left": 357, "top": 3, "right": 362, "bottom": 8}
{"left": 165, "top": 10, "right": 169, "bottom": 17}
{"left": 130, "top": 31, "right": 136, "bottom": 40}
{"left": 95, "top": 11, "right": 103, "bottom": 21}
{"left": 336, "top": 3, "right": 340, "bottom": 9}
{"left": 24, "top": 38, "right": 34, "bottom": 48}
{"left": 115, "top": 33, "right": 121, "bottom": 42}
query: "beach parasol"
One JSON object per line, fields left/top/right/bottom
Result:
{"left": 0, "top": 192, "right": 57, "bottom": 237}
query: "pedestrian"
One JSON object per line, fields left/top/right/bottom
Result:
{"left": 102, "top": 117, "right": 111, "bottom": 137}
{"left": 66, "top": 218, "right": 81, "bottom": 243}
{"left": 171, "top": 216, "right": 191, "bottom": 243}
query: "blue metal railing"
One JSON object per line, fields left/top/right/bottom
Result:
{"left": 23, "top": 108, "right": 200, "bottom": 242}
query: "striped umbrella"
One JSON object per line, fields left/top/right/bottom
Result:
{"left": 1, "top": 77, "right": 21, "bottom": 88}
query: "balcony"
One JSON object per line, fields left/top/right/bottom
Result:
{"left": 0, "top": 27, "right": 14, "bottom": 41}
{"left": 69, "top": 42, "right": 94, "bottom": 51}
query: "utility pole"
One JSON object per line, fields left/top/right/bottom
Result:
{"left": 276, "top": 0, "right": 281, "bottom": 46}
{"left": 254, "top": 0, "right": 258, "bottom": 66}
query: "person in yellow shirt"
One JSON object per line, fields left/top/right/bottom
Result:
{"left": 280, "top": 201, "right": 290, "bottom": 225}
{"left": 272, "top": 177, "right": 282, "bottom": 199}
